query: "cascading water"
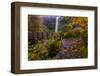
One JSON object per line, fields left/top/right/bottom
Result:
{"left": 55, "top": 16, "right": 59, "bottom": 32}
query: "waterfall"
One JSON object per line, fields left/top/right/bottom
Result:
{"left": 55, "top": 16, "right": 59, "bottom": 32}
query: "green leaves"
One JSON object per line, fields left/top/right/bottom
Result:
{"left": 59, "top": 23, "right": 73, "bottom": 33}
{"left": 28, "top": 16, "right": 88, "bottom": 60}
{"left": 47, "top": 34, "right": 61, "bottom": 58}
{"left": 28, "top": 40, "right": 48, "bottom": 60}
{"left": 28, "top": 32, "right": 62, "bottom": 60}
{"left": 80, "top": 46, "right": 88, "bottom": 58}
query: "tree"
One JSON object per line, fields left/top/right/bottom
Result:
{"left": 28, "top": 15, "right": 47, "bottom": 32}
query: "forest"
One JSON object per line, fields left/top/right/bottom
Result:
{"left": 28, "top": 15, "right": 88, "bottom": 60}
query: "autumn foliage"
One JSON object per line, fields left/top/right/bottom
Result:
{"left": 28, "top": 15, "right": 88, "bottom": 60}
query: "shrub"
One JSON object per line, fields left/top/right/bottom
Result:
{"left": 79, "top": 46, "right": 88, "bottom": 58}
{"left": 59, "top": 24, "right": 73, "bottom": 33}
{"left": 47, "top": 32, "right": 61, "bottom": 58}
{"left": 28, "top": 40, "right": 48, "bottom": 60}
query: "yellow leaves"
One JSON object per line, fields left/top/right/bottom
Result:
{"left": 73, "top": 28, "right": 81, "bottom": 34}
{"left": 72, "top": 17, "right": 88, "bottom": 28}
{"left": 72, "top": 18, "right": 81, "bottom": 25}
{"left": 63, "top": 16, "right": 88, "bottom": 28}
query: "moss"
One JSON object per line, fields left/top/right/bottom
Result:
{"left": 80, "top": 46, "right": 88, "bottom": 58}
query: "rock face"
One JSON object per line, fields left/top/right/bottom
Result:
{"left": 56, "top": 38, "right": 82, "bottom": 59}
